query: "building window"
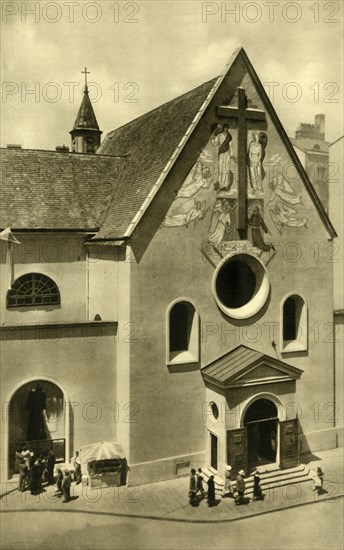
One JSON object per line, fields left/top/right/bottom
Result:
{"left": 282, "top": 294, "right": 307, "bottom": 352}
{"left": 168, "top": 300, "right": 199, "bottom": 364}
{"left": 213, "top": 253, "right": 270, "bottom": 320}
{"left": 210, "top": 402, "right": 219, "bottom": 420}
{"left": 7, "top": 273, "right": 60, "bottom": 308}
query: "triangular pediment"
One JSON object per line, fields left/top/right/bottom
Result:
{"left": 201, "top": 345, "right": 303, "bottom": 389}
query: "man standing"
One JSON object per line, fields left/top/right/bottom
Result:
{"left": 61, "top": 469, "right": 72, "bottom": 503}
{"left": 235, "top": 470, "right": 246, "bottom": 505}
{"left": 72, "top": 451, "right": 82, "bottom": 484}
{"left": 207, "top": 475, "right": 216, "bottom": 507}
{"left": 46, "top": 450, "right": 56, "bottom": 485}
{"left": 196, "top": 468, "right": 205, "bottom": 498}
{"left": 188, "top": 468, "right": 197, "bottom": 505}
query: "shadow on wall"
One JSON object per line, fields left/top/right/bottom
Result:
{"left": 8, "top": 380, "right": 65, "bottom": 477}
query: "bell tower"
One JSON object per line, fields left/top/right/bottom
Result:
{"left": 70, "top": 68, "right": 102, "bottom": 154}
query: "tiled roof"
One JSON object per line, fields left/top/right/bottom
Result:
{"left": 0, "top": 48, "right": 336, "bottom": 239}
{"left": 290, "top": 137, "right": 330, "bottom": 154}
{"left": 72, "top": 89, "right": 100, "bottom": 131}
{"left": 95, "top": 78, "right": 218, "bottom": 238}
{"left": 0, "top": 149, "right": 124, "bottom": 230}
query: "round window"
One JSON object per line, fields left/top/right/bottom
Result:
{"left": 212, "top": 253, "right": 270, "bottom": 319}
{"left": 210, "top": 401, "right": 219, "bottom": 420}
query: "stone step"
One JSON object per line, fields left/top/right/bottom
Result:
{"left": 200, "top": 464, "right": 313, "bottom": 497}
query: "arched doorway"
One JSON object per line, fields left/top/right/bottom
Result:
{"left": 8, "top": 379, "right": 67, "bottom": 478}
{"left": 243, "top": 398, "right": 278, "bottom": 470}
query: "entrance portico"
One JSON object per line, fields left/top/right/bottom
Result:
{"left": 202, "top": 345, "right": 303, "bottom": 477}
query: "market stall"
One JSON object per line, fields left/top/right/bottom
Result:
{"left": 79, "top": 441, "right": 128, "bottom": 489}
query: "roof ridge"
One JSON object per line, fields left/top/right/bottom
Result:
{"left": 105, "top": 77, "right": 219, "bottom": 139}
{"left": 0, "top": 147, "right": 125, "bottom": 158}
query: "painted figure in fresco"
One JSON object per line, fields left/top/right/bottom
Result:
{"left": 269, "top": 201, "right": 308, "bottom": 233}
{"left": 185, "top": 200, "right": 207, "bottom": 227}
{"left": 209, "top": 199, "right": 231, "bottom": 248}
{"left": 25, "top": 385, "right": 48, "bottom": 441}
{"left": 211, "top": 123, "right": 235, "bottom": 191}
{"left": 177, "top": 161, "right": 213, "bottom": 199}
{"left": 164, "top": 199, "right": 206, "bottom": 228}
{"left": 247, "top": 131, "right": 268, "bottom": 193}
{"left": 268, "top": 173, "right": 302, "bottom": 205}
{"left": 248, "top": 206, "right": 273, "bottom": 252}
{"left": 268, "top": 174, "right": 308, "bottom": 233}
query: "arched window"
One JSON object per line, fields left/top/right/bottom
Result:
{"left": 282, "top": 294, "right": 307, "bottom": 352}
{"left": 168, "top": 300, "right": 199, "bottom": 364}
{"left": 7, "top": 273, "right": 60, "bottom": 308}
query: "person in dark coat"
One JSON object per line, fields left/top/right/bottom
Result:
{"left": 235, "top": 470, "right": 246, "bottom": 505}
{"left": 30, "top": 458, "right": 44, "bottom": 495}
{"left": 61, "top": 469, "right": 72, "bottom": 503}
{"left": 196, "top": 468, "right": 205, "bottom": 498}
{"left": 46, "top": 450, "right": 56, "bottom": 485}
{"left": 55, "top": 467, "right": 63, "bottom": 496}
{"left": 188, "top": 469, "right": 197, "bottom": 505}
{"left": 252, "top": 469, "right": 263, "bottom": 501}
{"left": 207, "top": 475, "right": 216, "bottom": 507}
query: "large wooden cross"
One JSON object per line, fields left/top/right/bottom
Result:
{"left": 217, "top": 88, "right": 267, "bottom": 240}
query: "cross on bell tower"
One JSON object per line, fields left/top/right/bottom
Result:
{"left": 217, "top": 88, "right": 267, "bottom": 239}
{"left": 82, "top": 67, "right": 90, "bottom": 92}
{"left": 70, "top": 68, "right": 102, "bottom": 154}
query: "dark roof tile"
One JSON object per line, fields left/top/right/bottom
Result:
{"left": 0, "top": 149, "right": 124, "bottom": 230}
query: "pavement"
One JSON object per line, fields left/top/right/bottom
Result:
{"left": 1, "top": 448, "right": 343, "bottom": 524}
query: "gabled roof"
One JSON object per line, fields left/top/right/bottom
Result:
{"left": 72, "top": 88, "right": 101, "bottom": 132}
{"left": 201, "top": 345, "right": 303, "bottom": 389}
{"left": 290, "top": 137, "right": 330, "bottom": 154}
{"left": 96, "top": 47, "right": 336, "bottom": 240}
{"left": 95, "top": 77, "right": 218, "bottom": 238}
{"left": 0, "top": 48, "right": 337, "bottom": 239}
{"left": 0, "top": 149, "right": 124, "bottom": 230}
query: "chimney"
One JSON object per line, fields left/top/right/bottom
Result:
{"left": 7, "top": 144, "right": 22, "bottom": 149}
{"left": 315, "top": 114, "right": 325, "bottom": 140}
{"left": 55, "top": 145, "right": 70, "bottom": 152}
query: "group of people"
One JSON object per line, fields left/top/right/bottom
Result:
{"left": 14, "top": 447, "right": 83, "bottom": 503}
{"left": 15, "top": 446, "right": 56, "bottom": 495}
{"left": 189, "top": 465, "right": 264, "bottom": 507}
{"left": 189, "top": 468, "right": 216, "bottom": 507}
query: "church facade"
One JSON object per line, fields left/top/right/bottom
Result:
{"left": 0, "top": 48, "right": 342, "bottom": 485}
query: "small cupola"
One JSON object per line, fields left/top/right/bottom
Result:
{"left": 70, "top": 68, "right": 102, "bottom": 154}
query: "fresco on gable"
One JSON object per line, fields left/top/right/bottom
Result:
{"left": 162, "top": 81, "right": 308, "bottom": 253}
{"left": 162, "top": 124, "right": 238, "bottom": 230}
{"left": 268, "top": 173, "right": 308, "bottom": 233}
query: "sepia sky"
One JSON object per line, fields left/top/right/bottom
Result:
{"left": 1, "top": 0, "right": 343, "bottom": 150}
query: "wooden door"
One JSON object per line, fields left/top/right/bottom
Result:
{"left": 280, "top": 419, "right": 299, "bottom": 469}
{"left": 227, "top": 428, "right": 248, "bottom": 475}
{"left": 210, "top": 432, "right": 218, "bottom": 470}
